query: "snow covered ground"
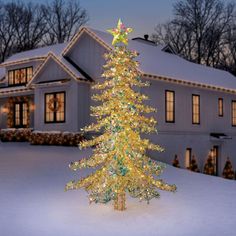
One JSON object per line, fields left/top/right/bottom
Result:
{"left": 0, "top": 142, "right": 235, "bottom": 236}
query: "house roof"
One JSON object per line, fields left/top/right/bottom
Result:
{"left": 1, "top": 43, "right": 67, "bottom": 66}
{"left": 86, "top": 27, "right": 236, "bottom": 92}
{"left": 1, "top": 26, "right": 236, "bottom": 93}
{"left": 28, "top": 52, "right": 87, "bottom": 87}
{"left": 0, "top": 68, "right": 5, "bottom": 82}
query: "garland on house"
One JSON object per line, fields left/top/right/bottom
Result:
{"left": 6, "top": 96, "right": 30, "bottom": 128}
{"left": 66, "top": 19, "right": 176, "bottom": 211}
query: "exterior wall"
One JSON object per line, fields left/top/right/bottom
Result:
{"left": 34, "top": 79, "right": 90, "bottom": 132}
{"left": 67, "top": 32, "right": 107, "bottom": 80}
{"left": 141, "top": 78, "right": 236, "bottom": 175}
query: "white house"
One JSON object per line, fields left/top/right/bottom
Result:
{"left": 0, "top": 27, "right": 236, "bottom": 175}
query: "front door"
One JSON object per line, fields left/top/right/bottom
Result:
{"left": 14, "top": 102, "right": 28, "bottom": 128}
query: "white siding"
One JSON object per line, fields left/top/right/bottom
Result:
{"left": 67, "top": 32, "right": 108, "bottom": 80}
{"left": 141, "top": 78, "right": 236, "bottom": 174}
{"left": 34, "top": 79, "right": 90, "bottom": 132}
{"left": 33, "top": 58, "right": 69, "bottom": 84}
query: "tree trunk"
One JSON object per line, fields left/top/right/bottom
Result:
{"left": 114, "top": 191, "right": 126, "bottom": 211}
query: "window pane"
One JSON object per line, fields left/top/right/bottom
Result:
{"left": 192, "top": 95, "right": 200, "bottom": 124}
{"left": 165, "top": 91, "right": 175, "bottom": 122}
{"left": 20, "top": 69, "right": 26, "bottom": 83}
{"left": 218, "top": 98, "right": 223, "bottom": 117}
{"left": 15, "top": 69, "right": 21, "bottom": 84}
{"left": 8, "top": 71, "right": 14, "bottom": 85}
{"left": 22, "top": 103, "right": 28, "bottom": 125}
{"left": 27, "top": 67, "right": 33, "bottom": 82}
{"left": 56, "top": 93, "right": 65, "bottom": 122}
{"left": 45, "top": 92, "right": 65, "bottom": 123}
{"left": 15, "top": 104, "right": 20, "bottom": 126}
{"left": 232, "top": 101, "right": 236, "bottom": 126}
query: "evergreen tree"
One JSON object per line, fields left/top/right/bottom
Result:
{"left": 203, "top": 155, "right": 215, "bottom": 175}
{"left": 65, "top": 19, "right": 176, "bottom": 211}
{"left": 188, "top": 155, "right": 200, "bottom": 172}
{"left": 222, "top": 157, "right": 234, "bottom": 180}
{"left": 172, "top": 154, "right": 180, "bottom": 168}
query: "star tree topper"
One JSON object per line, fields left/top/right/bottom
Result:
{"left": 107, "top": 19, "right": 133, "bottom": 45}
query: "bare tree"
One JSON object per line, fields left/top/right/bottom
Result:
{"left": 0, "top": 2, "right": 16, "bottom": 62}
{"left": 42, "top": 0, "right": 88, "bottom": 44}
{"left": 12, "top": 2, "right": 48, "bottom": 52}
{"left": 152, "top": 0, "right": 235, "bottom": 70}
{"left": 220, "top": 21, "right": 236, "bottom": 75}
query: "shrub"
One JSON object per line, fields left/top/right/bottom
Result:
{"left": 29, "top": 131, "right": 85, "bottom": 146}
{"left": 0, "top": 128, "right": 32, "bottom": 142}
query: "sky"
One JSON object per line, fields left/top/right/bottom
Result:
{"left": 15, "top": 0, "right": 177, "bottom": 37}
{"left": 79, "top": 0, "right": 177, "bottom": 37}
{"left": 6, "top": 0, "right": 234, "bottom": 38}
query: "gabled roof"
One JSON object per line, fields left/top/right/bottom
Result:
{"left": 28, "top": 52, "right": 87, "bottom": 87}
{"left": 1, "top": 26, "right": 236, "bottom": 94}
{"left": 87, "top": 28, "right": 236, "bottom": 92}
{"left": 0, "top": 68, "right": 5, "bottom": 82}
{"left": 63, "top": 27, "right": 236, "bottom": 93}
{"left": 1, "top": 43, "right": 67, "bottom": 66}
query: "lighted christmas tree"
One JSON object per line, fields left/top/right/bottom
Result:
{"left": 188, "top": 155, "right": 200, "bottom": 172}
{"left": 203, "top": 155, "right": 215, "bottom": 175}
{"left": 172, "top": 154, "right": 180, "bottom": 168}
{"left": 66, "top": 19, "right": 176, "bottom": 211}
{"left": 222, "top": 157, "right": 234, "bottom": 180}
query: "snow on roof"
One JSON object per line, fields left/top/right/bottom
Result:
{"left": 88, "top": 28, "right": 236, "bottom": 91}
{"left": 3, "top": 43, "right": 67, "bottom": 64}
{"left": 0, "top": 68, "right": 5, "bottom": 81}
{"left": 28, "top": 52, "right": 85, "bottom": 87}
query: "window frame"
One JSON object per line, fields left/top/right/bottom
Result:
{"left": 165, "top": 90, "right": 175, "bottom": 123}
{"left": 231, "top": 100, "right": 236, "bottom": 127}
{"left": 218, "top": 98, "right": 223, "bottom": 117}
{"left": 8, "top": 66, "right": 33, "bottom": 86}
{"left": 44, "top": 91, "right": 66, "bottom": 124}
{"left": 13, "top": 102, "right": 28, "bottom": 128}
{"left": 192, "top": 94, "right": 200, "bottom": 125}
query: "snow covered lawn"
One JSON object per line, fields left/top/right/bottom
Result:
{"left": 0, "top": 142, "right": 235, "bottom": 236}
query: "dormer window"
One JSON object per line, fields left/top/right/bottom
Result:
{"left": 8, "top": 67, "right": 33, "bottom": 86}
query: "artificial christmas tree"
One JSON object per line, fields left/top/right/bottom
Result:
{"left": 222, "top": 157, "right": 234, "bottom": 180}
{"left": 203, "top": 155, "right": 215, "bottom": 175}
{"left": 172, "top": 154, "right": 180, "bottom": 168}
{"left": 188, "top": 155, "right": 200, "bottom": 172}
{"left": 66, "top": 19, "right": 176, "bottom": 210}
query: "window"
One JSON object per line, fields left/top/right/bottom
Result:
{"left": 14, "top": 102, "right": 28, "bottom": 128}
{"left": 218, "top": 98, "right": 223, "bottom": 117}
{"left": 232, "top": 101, "right": 236, "bottom": 126}
{"left": 8, "top": 67, "right": 33, "bottom": 86}
{"left": 45, "top": 92, "right": 65, "bottom": 123}
{"left": 192, "top": 95, "right": 200, "bottom": 124}
{"left": 185, "top": 148, "right": 192, "bottom": 168}
{"left": 165, "top": 90, "right": 175, "bottom": 123}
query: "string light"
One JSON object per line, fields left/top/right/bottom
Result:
{"left": 66, "top": 20, "right": 176, "bottom": 211}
